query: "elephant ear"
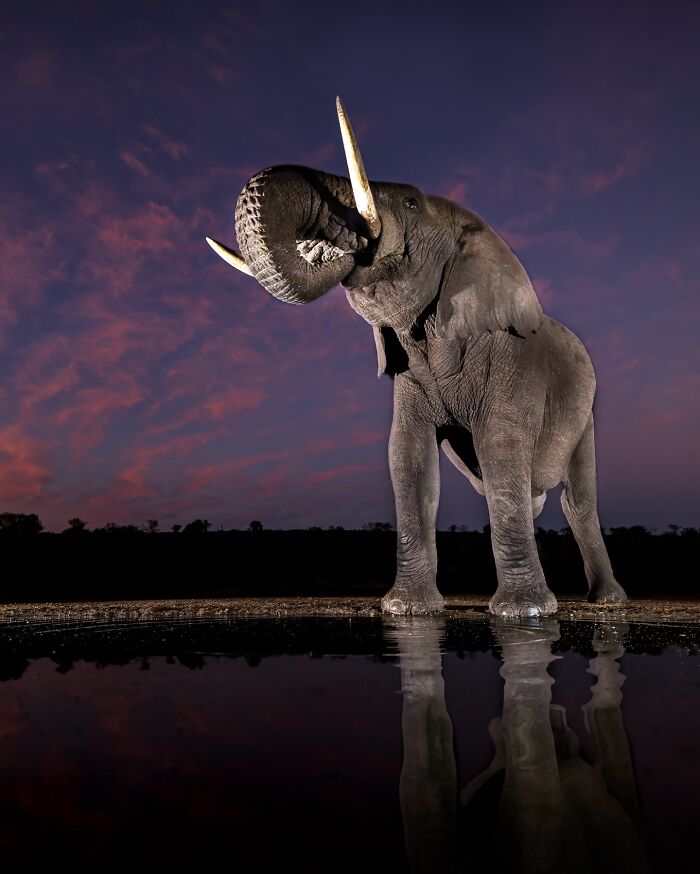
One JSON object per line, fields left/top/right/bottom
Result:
{"left": 373, "top": 325, "right": 408, "bottom": 377}
{"left": 435, "top": 222, "right": 543, "bottom": 339}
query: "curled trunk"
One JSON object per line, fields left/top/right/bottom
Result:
{"left": 235, "top": 166, "right": 369, "bottom": 304}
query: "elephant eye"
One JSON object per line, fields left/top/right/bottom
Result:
{"left": 404, "top": 197, "right": 419, "bottom": 211}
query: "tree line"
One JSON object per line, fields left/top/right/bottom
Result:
{"left": 0, "top": 511, "right": 696, "bottom": 538}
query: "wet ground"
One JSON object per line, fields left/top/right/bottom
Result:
{"left": 2, "top": 594, "right": 700, "bottom": 622}
{"left": 0, "top": 598, "right": 698, "bottom": 872}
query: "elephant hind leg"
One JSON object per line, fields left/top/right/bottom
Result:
{"left": 561, "top": 416, "right": 627, "bottom": 604}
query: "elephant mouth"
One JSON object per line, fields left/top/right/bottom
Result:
{"left": 295, "top": 201, "right": 371, "bottom": 266}
{"left": 296, "top": 238, "right": 358, "bottom": 265}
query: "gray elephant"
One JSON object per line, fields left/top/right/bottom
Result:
{"left": 207, "top": 97, "right": 627, "bottom": 618}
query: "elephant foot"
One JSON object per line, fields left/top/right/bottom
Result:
{"left": 381, "top": 583, "right": 445, "bottom": 616}
{"left": 489, "top": 585, "right": 558, "bottom": 619}
{"left": 587, "top": 578, "right": 628, "bottom": 604}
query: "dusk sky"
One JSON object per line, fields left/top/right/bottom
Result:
{"left": 1, "top": 0, "right": 699, "bottom": 531}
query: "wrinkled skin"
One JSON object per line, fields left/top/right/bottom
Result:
{"left": 232, "top": 165, "right": 627, "bottom": 618}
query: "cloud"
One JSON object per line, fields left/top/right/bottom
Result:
{"left": 503, "top": 227, "right": 618, "bottom": 261}
{"left": 579, "top": 144, "right": 653, "bottom": 195}
{"left": 308, "top": 462, "right": 378, "bottom": 485}
{"left": 202, "top": 387, "right": 266, "bottom": 420}
{"left": 119, "top": 149, "right": 152, "bottom": 178}
{"left": 209, "top": 66, "right": 234, "bottom": 86}
{"left": 141, "top": 125, "right": 189, "bottom": 160}
{"left": 0, "top": 212, "right": 65, "bottom": 339}
{"left": 14, "top": 51, "right": 54, "bottom": 89}
{"left": 0, "top": 425, "right": 53, "bottom": 501}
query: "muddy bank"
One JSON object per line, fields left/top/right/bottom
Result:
{"left": 1, "top": 595, "right": 699, "bottom": 624}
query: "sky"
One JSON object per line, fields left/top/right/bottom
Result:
{"left": 1, "top": 0, "right": 699, "bottom": 532}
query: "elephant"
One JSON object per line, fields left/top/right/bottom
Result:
{"left": 207, "top": 96, "right": 628, "bottom": 618}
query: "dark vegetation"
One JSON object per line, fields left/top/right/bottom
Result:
{"left": 0, "top": 512, "right": 697, "bottom": 603}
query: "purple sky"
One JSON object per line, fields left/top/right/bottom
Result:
{"left": 1, "top": 0, "right": 699, "bottom": 531}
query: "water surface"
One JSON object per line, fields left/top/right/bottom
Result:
{"left": 0, "top": 617, "right": 697, "bottom": 872}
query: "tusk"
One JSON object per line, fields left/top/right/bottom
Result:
{"left": 336, "top": 96, "right": 381, "bottom": 240}
{"left": 206, "top": 237, "right": 253, "bottom": 276}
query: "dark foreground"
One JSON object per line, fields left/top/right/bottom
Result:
{"left": 1, "top": 526, "right": 698, "bottom": 602}
{"left": 1, "top": 603, "right": 698, "bottom": 872}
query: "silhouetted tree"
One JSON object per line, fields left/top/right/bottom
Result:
{"left": 171, "top": 524, "right": 182, "bottom": 534}
{"left": 0, "top": 512, "right": 43, "bottom": 534}
{"left": 248, "top": 520, "right": 263, "bottom": 532}
{"left": 143, "top": 519, "right": 159, "bottom": 534}
{"left": 448, "top": 524, "right": 458, "bottom": 533}
{"left": 362, "top": 522, "right": 393, "bottom": 531}
{"left": 64, "top": 517, "right": 88, "bottom": 534}
{"left": 183, "top": 518, "right": 211, "bottom": 535}
{"left": 99, "top": 522, "right": 141, "bottom": 535}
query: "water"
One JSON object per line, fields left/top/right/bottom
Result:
{"left": 0, "top": 617, "right": 698, "bottom": 872}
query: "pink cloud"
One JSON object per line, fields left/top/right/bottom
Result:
{"left": 119, "top": 149, "right": 151, "bottom": 178}
{"left": 440, "top": 180, "right": 469, "bottom": 206}
{"left": 0, "top": 425, "right": 53, "bottom": 500}
{"left": 308, "top": 463, "right": 378, "bottom": 485}
{"left": 14, "top": 51, "right": 54, "bottom": 89}
{"left": 209, "top": 66, "right": 233, "bottom": 86}
{"left": 532, "top": 276, "right": 556, "bottom": 308}
{"left": 202, "top": 387, "right": 266, "bottom": 419}
{"left": 579, "top": 144, "right": 652, "bottom": 195}
{"left": 141, "top": 125, "right": 189, "bottom": 160}
{"left": 35, "top": 159, "right": 71, "bottom": 180}
{"left": 0, "top": 215, "right": 65, "bottom": 332}
{"left": 503, "top": 227, "right": 618, "bottom": 261}
{"left": 96, "top": 202, "right": 182, "bottom": 255}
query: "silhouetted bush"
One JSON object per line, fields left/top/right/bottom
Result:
{"left": 183, "top": 518, "right": 211, "bottom": 535}
{"left": 0, "top": 513, "right": 43, "bottom": 535}
{"left": 63, "top": 517, "right": 88, "bottom": 534}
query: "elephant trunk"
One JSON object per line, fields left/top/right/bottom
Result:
{"left": 234, "top": 165, "right": 370, "bottom": 304}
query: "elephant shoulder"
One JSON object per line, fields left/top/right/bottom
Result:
{"left": 435, "top": 220, "right": 543, "bottom": 341}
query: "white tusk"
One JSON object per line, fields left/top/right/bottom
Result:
{"left": 336, "top": 96, "right": 381, "bottom": 240}
{"left": 206, "top": 237, "right": 253, "bottom": 276}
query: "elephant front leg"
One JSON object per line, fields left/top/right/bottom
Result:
{"left": 480, "top": 439, "right": 557, "bottom": 618}
{"left": 382, "top": 414, "right": 444, "bottom": 616}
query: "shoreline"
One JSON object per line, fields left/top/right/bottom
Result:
{"left": 1, "top": 595, "right": 699, "bottom": 625}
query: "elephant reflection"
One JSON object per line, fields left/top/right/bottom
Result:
{"left": 387, "top": 618, "right": 457, "bottom": 872}
{"left": 386, "top": 619, "right": 648, "bottom": 874}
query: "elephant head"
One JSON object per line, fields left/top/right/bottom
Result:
{"left": 207, "top": 98, "right": 542, "bottom": 371}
